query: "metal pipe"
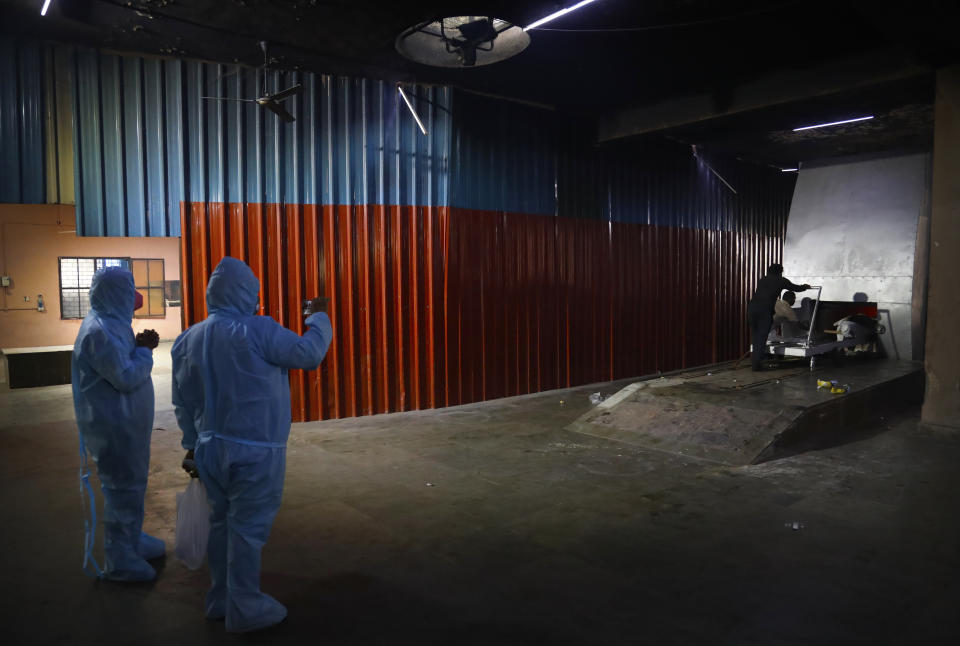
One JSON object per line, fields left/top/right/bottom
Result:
{"left": 803, "top": 285, "right": 823, "bottom": 348}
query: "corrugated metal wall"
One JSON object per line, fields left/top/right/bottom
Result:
{"left": 181, "top": 86, "right": 791, "bottom": 421}
{"left": 450, "top": 92, "right": 557, "bottom": 215}
{"left": 66, "top": 45, "right": 449, "bottom": 235}
{"left": 3, "top": 39, "right": 794, "bottom": 422}
{"left": 0, "top": 38, "right": 45, "bottom": 204}
{"left": 0, "top": 38, "right": 76, "bottom": 205}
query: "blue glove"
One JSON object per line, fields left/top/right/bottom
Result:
{"left": 305, "top": 311, "right": 331, "bottom": 330}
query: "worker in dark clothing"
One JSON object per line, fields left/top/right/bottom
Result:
{"left": 747, "top": 263, "right": 811, "bottom": 371}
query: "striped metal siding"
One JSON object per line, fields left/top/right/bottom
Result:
{"left": 70, "top": 48, "right": 451, "bottom": 235}
{"left": 451, "top": 91, "right": 558, "bottom": 215}
{"left": 447, "top": 211, "right": 783, "bottom": 401}
{"left": 8, "top": 41, "right": 793, "bottom": 422}
{"left": 605, "top": 144, "right": 795, "bottom": 234}
{"left": 0, "top": 38, "right": 45, "bottom": 204}
{"left": 72, "top": 51, "right": 187, "bottom": 235}
{"left": 181, "top": 203, "right": 449, "bottom": 420}
{"left": 181, "top": 203, "right": 784, "bottom": 422}
{"left": 181, "top": 114, "right": 792, "bottom": 421}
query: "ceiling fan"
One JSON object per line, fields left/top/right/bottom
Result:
{"left": 203, "top": 41, "right": 303, "bottom": 122}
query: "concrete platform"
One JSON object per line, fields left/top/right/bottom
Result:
{"left": 568, "top": 359, "right": 925, "bottom": 465}
{"left": 2, "top": 351, "right": 958, "bottom": 645}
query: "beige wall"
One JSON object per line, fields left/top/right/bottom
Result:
{"left": 0, "top": 203, "right": 182, "bottom": 349}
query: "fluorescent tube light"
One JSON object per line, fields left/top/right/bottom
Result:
{"left": 41, "top": 0, "right": 52, "bottom": 15}
{"left": 792, "top": 115, "right": 873, "bottom": 132}
{"left": 781, "top": 168, "right": 798, "bottom": 172}
{"left": 397, "top": 86, "right": 428, "bottom": 136}
{"left": 524, "top": 0, "right": 600, "bottom": 31}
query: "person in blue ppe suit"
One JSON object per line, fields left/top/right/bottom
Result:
{"left": 172, "top": 256, "right": 332, "bottom": 633}
{"left": 72, "top": 266, "right": 165, "bottom": 581}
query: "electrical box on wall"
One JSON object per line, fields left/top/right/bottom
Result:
{"left": 0, "top": 276, "right": 10, "bottom": 287}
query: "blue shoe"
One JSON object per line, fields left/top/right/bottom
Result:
{"left": 226, "top": 594, "right": 287, "bottom": 633}
{"left": 137, "top": 532, "right": 166, "bottom": 560}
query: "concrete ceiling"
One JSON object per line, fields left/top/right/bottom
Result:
{"left": 1, "top": 0, "right": 956, "bottom": 165}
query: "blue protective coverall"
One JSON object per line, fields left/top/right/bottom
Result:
{"left": 72, "top": 267, "right": 166, "bottom": 581}
{"left": 172, "top": 257, "right": 332, "bottom": 633}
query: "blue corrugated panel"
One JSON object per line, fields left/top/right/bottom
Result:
{"left": 164, "top": 60, "right": 185, "bottom": 236}
{"left": 60, "top": 42, "right": 788, "bottom": 237}
{"left": 185, "top": 62, "right": 206, "bottom": 204}
{"left": 100, "top": 56, "right": 125, "bottom": 235}
{"left": 122, "top": 57, "right": 147, "bottom": 236}
{"left": 263, "top": 69, "right": 283, "bottom": 204}
{"left": 205, "top": 63, "right": 225, "bottom": 205}
{"left": 450, "top": 90, "right": 557, "bottom": 215}
{"left": 142, "top": 58, "right": 165, "bottom": 235}
{"left": 74, "top": 49, "right": 104, "bottom": 235}
{"left": 0, "top": 38, "right": 45, "bottom": 204}
{"left": 69, "top": 46, "right": 453, "bottom": 235}
{"left": 603, "top": 143, "right": 794, "bottom": 234}
{"left": 71, "top": 47, "right": 186, "bottom": 236}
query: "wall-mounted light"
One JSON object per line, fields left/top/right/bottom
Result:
{"left": 40, "top": 0, "right": 53, "bottom": 16}
{"left": 397, "top": 85, "right": 428, "bottom": 136}
{"left": 792, "top": 116, "right": 873, "bottom": 132}
{"left": 524, "top": 0, "right": 601, "bottom": 31}
{"left": 780, "top": 168, "right": 798, "bottom": 172}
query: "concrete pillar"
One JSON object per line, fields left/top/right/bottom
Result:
{"left": 922, "top": 64, "right": 960, "bottom": 428}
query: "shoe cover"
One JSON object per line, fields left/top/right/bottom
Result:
{"left": 103, "top": 553, "right": 156, "bottom": 582}
{"left": 137, "top": 532, "right": 166, "bottom": 560}
{"left": 225, "top": 593, "right": 287, "bottom": 633}
{"left": 205, "top": 588, "right": 226, "bottom": 620}
{"left": 103, "top": 490, "right": 156, "bottom": 582}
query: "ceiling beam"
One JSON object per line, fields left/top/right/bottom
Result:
{"left": 597, "top": 52, "right": 930, "bottom": 143}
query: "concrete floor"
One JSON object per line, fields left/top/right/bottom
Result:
{"left": 1, "top": 346, "right": 959, "bottom": 645}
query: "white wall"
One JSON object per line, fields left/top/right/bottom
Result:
{"left": 783, "top": 152, "right": 930, "bottom": 360}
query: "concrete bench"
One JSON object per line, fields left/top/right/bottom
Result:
{"left": 1, "top": 345, "right": 74, "bottom": 389}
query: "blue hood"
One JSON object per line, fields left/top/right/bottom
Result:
{"left": 206, "top": 257, "right": 260, "bottom": 316}
{"left": 89, "top": 267, "right": 137, "bottom": 321}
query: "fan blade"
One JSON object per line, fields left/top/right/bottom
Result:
{"left": 202, "top": 96, "right": 257, "bottom": 102}
{"left": 269, "top": 84, "right": 303, "bottom": 102}
{"left": 205, "top": 68, "right": 241, "bottom": 89}
{"left": 264, "top": 100, "right": 295, "bottom": 122}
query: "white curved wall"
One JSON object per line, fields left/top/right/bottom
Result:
{"left": 783, "top": 152, "right": 931, "bottom": 360}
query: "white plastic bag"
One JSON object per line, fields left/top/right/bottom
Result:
{"left": 175, "top": 478, "right": 211, "bottom": 570}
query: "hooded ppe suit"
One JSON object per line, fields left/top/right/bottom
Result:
{"left": 72, "top": 267, "right": 166, "bottom": 581}
{"left": 172, "top": 257, "right": 332, "bottom": 633}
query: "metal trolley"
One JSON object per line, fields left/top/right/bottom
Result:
{"left": 763, "top": 286, "right": 880, "bottom": 370}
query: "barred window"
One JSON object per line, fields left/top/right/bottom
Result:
{"left": 59, "top": 257, "right": 130, "bottom": 319}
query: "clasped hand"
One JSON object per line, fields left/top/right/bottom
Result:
{"left": 135, "top": 329, "right": 160, "bottom": 349}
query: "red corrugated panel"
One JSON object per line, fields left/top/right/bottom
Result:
{"left": 188, "top": 202, "right": 209, "bottom": 320}
{"left": 208, "top": 203, "right": 227, "bottom": 270}
{"left": 373, "top": 205, "right": 390, "bottom": 412}
{"left": 180, "top": 202, "right": 784, "bottom": 422}
{"left": 302, "top": 205, "right": 323, "bottom": 421}
{"left": 266, "top": 205, "right": 284, "bottom": 324}
{"left": 285, "top": 204, "right": 305, "bottom": 422}
{"left": 179, "top": 203, "right": 191, "bottom": 326}
{"left": 246, "top": 203, "right": 266, "bottom": 316}
{"left": 229, "top": 203, "right": 245, "bottom": 263}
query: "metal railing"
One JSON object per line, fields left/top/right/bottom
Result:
{"left": 802, "top": 285, "right": 823, "bottom": 349}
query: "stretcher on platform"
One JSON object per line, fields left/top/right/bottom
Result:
{"left": 756, "top": 287, "right": 883, "bottom": 369}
